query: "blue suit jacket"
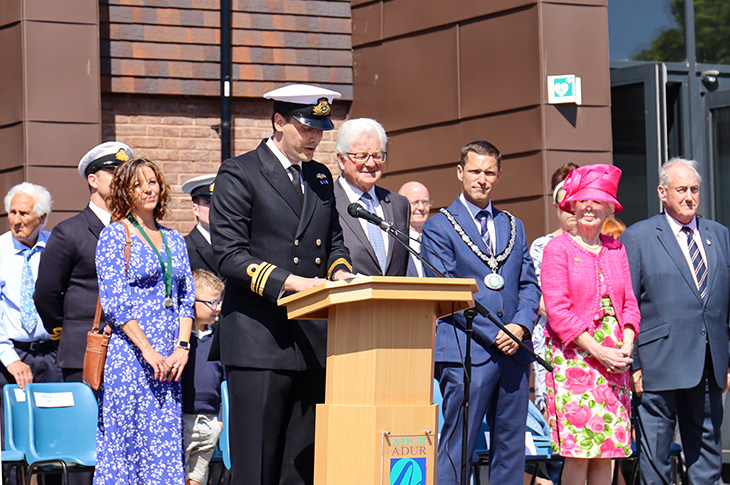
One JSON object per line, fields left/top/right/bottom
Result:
{"left": 621, "top": 213, "right": 730, "bottom": 391}
{"left": 422, "top": 198, "right": 540, "bottom": 365}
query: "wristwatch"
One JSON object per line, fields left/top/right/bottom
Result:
{"left": 177, "top": 341, "right": 190, "bottom": 350}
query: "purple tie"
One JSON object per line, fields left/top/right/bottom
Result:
{"left": 476, "top": 210, "right": 492, "bottom": 253}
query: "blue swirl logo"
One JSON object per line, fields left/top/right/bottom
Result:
{"left": 390, "top": 458, "right": 425, "bottom": 485}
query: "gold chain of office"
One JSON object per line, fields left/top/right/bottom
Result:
{"left": 439, "top": 208, "right": 517, "bottom": 273}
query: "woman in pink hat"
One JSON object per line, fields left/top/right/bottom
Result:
{"left": 540, "top": 164, "right": 641, "bottom": 484}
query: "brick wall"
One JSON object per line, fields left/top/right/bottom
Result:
{"left": 102, "top": 94, "right": 349, "bottom": 234}
{"left": 101, "top": 0, "right": 353, "bottom": 99}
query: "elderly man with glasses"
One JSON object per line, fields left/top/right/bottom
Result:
{"left": 334, "top": 118, "right": 411, "bottom": 276}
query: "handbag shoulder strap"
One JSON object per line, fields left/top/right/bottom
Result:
{"left": 93, "top": 222, "right": 133, "bottom": 333}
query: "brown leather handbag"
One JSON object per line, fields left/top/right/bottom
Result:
{"left": 83, "top": 223, "right": 132, "bottom": 390}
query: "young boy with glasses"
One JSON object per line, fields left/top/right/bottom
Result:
{"left": 181, "top": 269, "right": 226, "bottom": 485}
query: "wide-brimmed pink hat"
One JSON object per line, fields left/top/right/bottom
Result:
{"left": 558, "top": 164, "right": 623, "bottom": 214}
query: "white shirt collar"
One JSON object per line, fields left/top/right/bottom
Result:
{"left": 192, "top": 327, "right": 214, "bottom": 340}
{"left": 266, "top": 136, "right": 299, "bottom": 171}
{"left": 88, "top": 200, "right": 112, "bottom": 226}
{"left": 196, "top": 224, "right": 211, "bottom": 244}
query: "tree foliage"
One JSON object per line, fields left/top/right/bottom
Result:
{"left": 633, "top": 0, "right": 730, "bottom": 64}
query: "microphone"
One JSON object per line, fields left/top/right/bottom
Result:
{"left": 347, "top": 203, "right": 392, "bottom": 231}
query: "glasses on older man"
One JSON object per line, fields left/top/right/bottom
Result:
{"left": 196, "top": 299, "right": 223, "bottom": 310}
{"left": 409, "top": 199, "right": 432, "bottom": 208}
{"left": 346, "top": 151, "right": 387, "bottom": 165}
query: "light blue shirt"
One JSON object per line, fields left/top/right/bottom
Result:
{"left": 459, "top": 193, "right": 496, "bottom": 253}
{"left": 0, "top": 230, "right": 52, "bottom": 366}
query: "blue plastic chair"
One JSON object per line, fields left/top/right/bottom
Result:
{"left": 3, "top": 384, "right": 28, "bottom": 483}
{"left": 23, "top": 382, "right": 97, "bottom": 484}
{"left": 220, "top": 380, "right": 231, "bottom": 470}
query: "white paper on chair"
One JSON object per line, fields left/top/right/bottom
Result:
{"left": 13, "top": 388, "right": 26, "bottom": 402}
{"left": 34, "top": 392, "right": 75, "bottom": 408}
{"left": 524, "top": 432, "right": 537, "bottom": 455}
{"left": 482, "top": 431, "right": 538, "bottom": 455}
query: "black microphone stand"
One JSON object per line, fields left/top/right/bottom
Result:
{"left": 461, "top": 308, "right": 477, "bottom": 485}
{"left": 379, "top": 222, "right": 553, "bottom": 372}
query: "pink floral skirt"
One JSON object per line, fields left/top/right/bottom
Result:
{"left": 545, "top": 301, "right": 632, "bottom": 458}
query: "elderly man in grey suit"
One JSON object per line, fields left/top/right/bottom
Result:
{"left": 621, "top": 158, "right": 730, "bottom": 484}
{"left": 334, "top": 118, "right": 410, "bottom": 276}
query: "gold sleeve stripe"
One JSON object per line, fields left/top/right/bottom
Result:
{"left": 251, "top": 263, "right": 269, "bottom": 295}
{"left": 256, "top": 263, "right": 277, "bottom": 296}
{"left": 247, "top": 262, "right": 277, "bottom": 297}
{"left": 327, "top": 258, "right": 352, "bottom": 280}
{"left": 50, "top": 327, "right": 62, "bottom": 341}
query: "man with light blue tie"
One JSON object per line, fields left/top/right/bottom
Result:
{"left": 422, "top": 140, "right": 539, "bottom": 484}
{"left": 621, "top": 158, "right": 730, "bottom": 484}
{"left": 334, "top": 118, "right": 410, "bottom": 276}
{"left": 0, "top": 183, "right": 63, "bottom": 459}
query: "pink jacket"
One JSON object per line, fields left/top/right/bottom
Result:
{"left": 542, "top": 232, "right": 640, "bottom": 345}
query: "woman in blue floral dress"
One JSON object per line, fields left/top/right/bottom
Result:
{"left": 95, "top": 158, "right": 194, "bottom": 484}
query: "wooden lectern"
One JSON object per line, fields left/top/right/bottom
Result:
{"left": 279, "top": 276, "right": 478, "bottom": 485}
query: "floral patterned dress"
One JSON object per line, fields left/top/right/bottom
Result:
{"left": 94, "top": 222, "right": 195, "bottom": 484}
{"left": 545, "top": 272, "right": 632, "bottom": 459}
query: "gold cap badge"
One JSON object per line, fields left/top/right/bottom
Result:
{"left": 115, "top": 148, "right": 130, "bottom": 162}
{"left": 312, "top": 98, "right": 331, "bottom": 116}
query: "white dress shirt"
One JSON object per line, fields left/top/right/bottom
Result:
{"left": 409, "top": 228, "right": 424, "bottom": 277}
{"left": 89, "top": 200, "right": 112, "bottom": 226}
{"left": 196, "top": 224, "right": 212, "bottom": 244}
{"left": 0, "top": 230, "right": 52, "bottom": 366}
{"left": 338, "top": 177, "right": 390, "bottom": 257}
{"left": 266, "top": 137, "right": 303, "bottom": 191}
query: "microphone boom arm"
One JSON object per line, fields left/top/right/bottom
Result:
{"left": 363, "top": 216, "right": 553, "bottom": 373}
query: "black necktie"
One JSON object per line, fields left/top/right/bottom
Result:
{"left": 288, "top": 164, "right": 303, "bottom": 200}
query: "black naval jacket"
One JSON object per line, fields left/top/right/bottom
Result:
{"left": 35, "top": 206, "right": 105, "bottom": 369}
{"left": 210, "top": 140, "right": 351, "bottom": 371}
{"left": 185, "top": 226, "right": 220, "bottom": 277}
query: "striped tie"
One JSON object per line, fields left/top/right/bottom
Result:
{"left": 682, "top": 226, "right": 708, "bottom": 298}
{"left": 476, "top": 210, "right": 492, "bottom": 253}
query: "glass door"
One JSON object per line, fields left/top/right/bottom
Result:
{"left": 610, "top": 63, "right": 668, "bottom": 226}
{"left": 707, "top": 90, "right": 730, "bottom": 227}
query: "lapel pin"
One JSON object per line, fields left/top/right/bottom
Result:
{"left": 706, "top": 239, "right": 711, "bottom": 245}
{"left": 574, "top": 258, "right": 581, "bottom": 262}
{"left": 316, "top": 173, "right": 328, "bottom": 184}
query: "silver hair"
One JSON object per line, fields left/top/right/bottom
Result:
{"left": 4, "top": 182, "right": 53, "bottom": 220}
{"left": 659, "top": 158, "right": 702, "bottom": 187}
{"left": 335, "top": 118, "right": 388, "bottom": 155}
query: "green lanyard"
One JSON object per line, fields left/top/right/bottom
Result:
{"left": 127, "top": 214, "right": 174, "bottom": 307}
